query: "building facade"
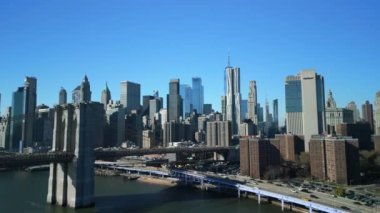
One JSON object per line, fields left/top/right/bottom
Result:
{"left": 167, "top": 79, "right": 183, "bottom": 122}
{"left": 248, "top": 80, "right": 258, "bottom": 124}
{"left": 101, "top": 83, "right": 111, "bottom": 110}
{"left": 310, "top": 136, "right": 360, "bottom": 185}
{"left": 120, "top": 81, "right": 141, "bottom": 112}
{"left": 285, "top": 70, "right": 325, "bottom": 151}
{"left": 346, "top": 101, "right": 361, "bottom": 123}
{"left": 325, "top": 90, "right": 354, "bottom": 133}
{"left": 374, "top": 92, "right": 380, "bottom": 134}
{"left": 180, "top": 84, "right": 193, "bottom": 117}
{"left": 206, "top": 121, "right": 231, "bottom": 147}
{"left": 192, "top": 77, "right": 204, "bottom": 114}
{"left": 225, "top": 65, "right": 241, "bottom": 135}
{"left": 362, "top": 100, "right": 374, "bottom": 132}
{"left": 59, "top": 87, "right": 67, "bottom": 105}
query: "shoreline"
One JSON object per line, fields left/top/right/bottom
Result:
{"left": 95, "top": 168, "right": 315, "bottom": 213}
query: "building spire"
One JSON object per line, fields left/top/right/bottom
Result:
{"left": 227, "top": 48, "right": 231, "bottom": 67}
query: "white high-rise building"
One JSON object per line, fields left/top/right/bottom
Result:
{"left": 248, "top": 80, "right": 258, "bottom": 124}
{"left": 374, "top": 91, "right": 380, "bottom": 134}
{"left": 285, "top": 70, "right": 325, "bottom": 151}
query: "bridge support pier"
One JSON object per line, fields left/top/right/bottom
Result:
{"left": 47, "top": 103, "right": 103, "bottom": 208}
{"left": 238, "top": 188, "right": 241, "bottom": 198}
{"left": 281, "top": 199, "right": 284, "bottom": 211}
{"left": 258, "top": 192, "right": 261, "bottom": 204}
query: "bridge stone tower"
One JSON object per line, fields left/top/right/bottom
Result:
{"left": 47, "top": 102, "right": 104, "bottom": 208}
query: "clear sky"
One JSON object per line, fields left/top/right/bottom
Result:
{"left": 1, "top": 0, "right": 380, "bottom": 125}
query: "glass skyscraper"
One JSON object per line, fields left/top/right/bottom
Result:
{"left": 192, "top": 77, "right": 203, "bottom": 114}
{"left": 180, "top": 84, "right": 192, "bottom": 117}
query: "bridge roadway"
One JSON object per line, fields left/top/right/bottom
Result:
{"left": 0, "top": 146, "right": 234, "bottom": 167}
{"left": 102, "top": 164, "right": 349, "bottom": 213}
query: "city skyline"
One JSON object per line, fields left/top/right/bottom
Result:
{"left": 1, "top": 1, "right": 380, "bottom": 126}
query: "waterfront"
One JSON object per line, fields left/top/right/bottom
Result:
{"left": 0, "top": 171, "right": 284, "bottom": 213}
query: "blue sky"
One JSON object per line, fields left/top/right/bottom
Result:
{"left": 1, "top": 0, "right": 380, "bottom": 124}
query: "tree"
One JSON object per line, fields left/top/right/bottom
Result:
{"left": 333, "top": 186, "right": 346, "bottom": 197}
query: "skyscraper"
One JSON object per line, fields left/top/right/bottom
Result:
{"left": 257, "top": 103, "right": 264, "bottom": 123}
{"left": 149, "top": 98, "right": 162, "bottom": 125}
{"left": 167, "top": 79, "right": 183, "bottom": 122}
{"left": 225, "top": 60, "right": 241, "bottom": 135}
{"left": 221, "top": 96, "right": 226, "bottom": 120}
{"left": 101, "top": 83, "right": 111, "bottom": 110}
{"left": 285, "top": 70, "right": 325, "bottom": 151}
{"left": 240, "top": 99, "right": 248, "bottom": 121}
{"left": 248, "top": 81, "right": 258, "bottom": 124}
{"left": 180, "top": 84, "right": 192, "bottom": 117}
{"left": 362, "top": 100, "right": 374, "bottom": 132}
{"left": 59, "top": 87, "right": 67, "bottom": 105}
{"left": 346, "top": 101, "right": 361, "bottom": 123}
{"left": 374, "top": 92, "right": 380, "bottom": 134}
{"left": 273, "top": 99, "right": 279, "bottom": 129}
{"left": 9, "top": 77, "right": 37, "bottom": 151}
{"left": 120, "top": 81, "right": 141, "bottom": 112}
{"left": 80, "top": 75, "right": 91, "bottom": 103}
{"left": 192, "top": 77, "right": 204, "bottom": 114}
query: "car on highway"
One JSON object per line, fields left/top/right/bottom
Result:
{"left": 340, "top": 206, "right": 350, "bottom": 211}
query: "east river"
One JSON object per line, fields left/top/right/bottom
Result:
{"left": 0, "top": 171, "right": 285, "bottom": 213}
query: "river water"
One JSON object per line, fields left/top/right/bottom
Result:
{"left": 0, "top": 171, "right": 285, "bottom": 213}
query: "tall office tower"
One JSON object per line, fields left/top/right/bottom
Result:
{"left": 104, "top": 102, "right": 125, "bottom": 148}
{"left": 120, "top": 81, "right": 141, "bottom": 112}
{"left": 192, "top": 77, "right": 204, "bottom": 114}
{"left": 33, "top": 105, "right": 55, "bottom": 146}
{"left": 125, "top": 110, "right": 142, "bottom": 148}
{"left": 362, "top": 100, "right": 374, "bottom": 132}
{"left": 273, "top": 99, "right": 279, "bottom": 129}
{"left": 180, "top": 84, "right": 193, "bottom": 117}
{"left": 72, "top": 86, "right": 81, "bottom": 104}
{"left": 225, "top": 61, "right": 241, "bottom": 135}
{"left": 346, "top": 101, "right": 361, "bottom": 123}
{"left": 374, "top": 92, "right": 380, "bottom": 134}
{"left": 325, "top": 90, "right": 354, "bottom": 133}
{"left": 285, "top": 70, "right": 325, "bottom": 151}
{"left": 240, "top": 99, "right": 248, "bottom": 121}
{"left": 206, "top": 121, "right": 231, "bottom": 147}
{"left": 0, "top": 107, "right": 11, "bottom": 149}
{"left": 203, "top": 104, "right": 212, "bottom": 115}
{"left": 59, "top": 87, "right": 67, "bottom": 105}
{"left": 10, "top": 87, "right": 24, "bottom": 151}
{"left": 248, "top": 81, "right": 258, "bottom": 124}
{"left": 257, "top": 103, "right": 264, "bottom": 123}
{"left": 265, "top": 99, "right": 271, "bottom": 123}
{"left": 309, "top": 136, "right": 360, "bottom": 185}
{"left": 80, "top": 75, "right": 91, "bottom": 103}
{"left": 24, "top": 77, "right": 37, "bottom": 149}
{"left": 167, "top": 79, "right": 183, "bottom": 122}
{"left": 221, "top": 96, "right": 226, "bottom": 120}
{"left": 142, "top": 95, "right": 155, "bottom": 116}
{"left": 101, "top": 83, "right": 111, "bottom": 110}
{"left": 9, "top": 77, "right": 37, "bottom": 151}
{"left": 149, "top": 98, "right": 162, "bottom": 125}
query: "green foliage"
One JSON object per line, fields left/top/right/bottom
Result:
{"left": 333, "top": 186, "right": 346, "bottom": 197}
